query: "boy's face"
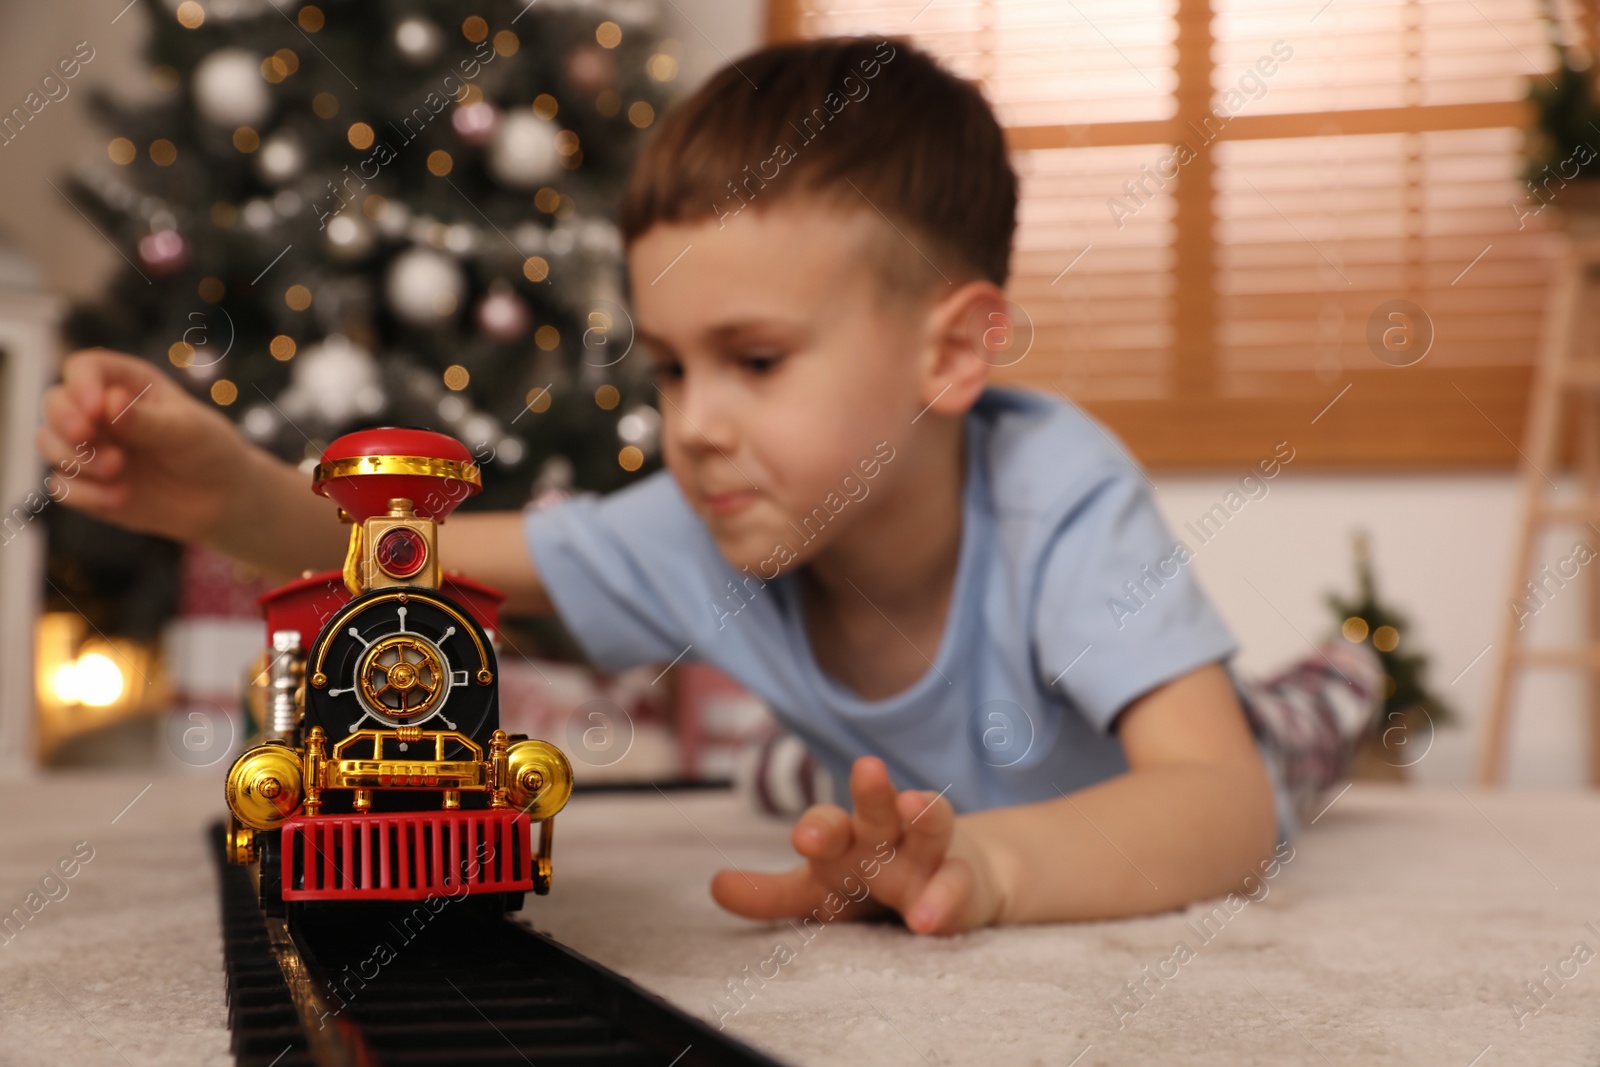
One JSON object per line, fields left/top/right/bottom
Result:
{"left": 627, "top": 202, "right": 934, "bottom": 575}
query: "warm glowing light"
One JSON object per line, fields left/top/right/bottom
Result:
{"left": 62, "top": 652, "right": 126, "bottom": 707}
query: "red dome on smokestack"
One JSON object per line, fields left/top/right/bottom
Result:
{"left": 312, "top": 427, "right": 481, "bottom": 522}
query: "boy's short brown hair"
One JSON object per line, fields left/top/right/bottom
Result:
{"left": 618, "top": 36, "right": 1018, "bottom": 296}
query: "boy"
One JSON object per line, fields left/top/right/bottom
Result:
{"left": 37, "top": 37, "right": 1375, "bottom": 935}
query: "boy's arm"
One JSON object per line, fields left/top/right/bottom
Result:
{"left": 37, "top": 348, "right": 555, "bottom": 615}
{"left": 710, "top": 661, "right": 1278, "bottom": 932}
{"left": 222, "top": 454, "right": 556, "bottom": 614}
{"left": 950, "top": 661, "right": 1277, "bottom": 924}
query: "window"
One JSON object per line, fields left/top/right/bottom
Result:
{"left": 768, "top": 0, "right": 1564, "bottom": 466}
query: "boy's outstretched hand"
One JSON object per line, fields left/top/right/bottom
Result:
{"left": 710, "top": 756, "right": 1006, "bottom": 936}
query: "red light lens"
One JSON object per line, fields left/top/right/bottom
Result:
{"left": 376, "top": 528, "right": 428, "bottom": 579}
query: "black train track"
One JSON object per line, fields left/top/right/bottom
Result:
{"left": 212, "top": 821, "right": 786, "bottom": 1067}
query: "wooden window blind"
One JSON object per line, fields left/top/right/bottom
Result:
{"left": 767, "top": 0, "right": 1567, "bottom": 467}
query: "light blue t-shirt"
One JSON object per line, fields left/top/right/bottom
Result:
{"left": 523, "top": 385, "right": 1242, "bottom": 815}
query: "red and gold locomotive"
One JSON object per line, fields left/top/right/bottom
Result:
{"left": 223, "top": 427, "right": 572, "bottom": 915}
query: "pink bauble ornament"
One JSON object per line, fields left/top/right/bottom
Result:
{"left": 475, "top": 287, "right": 530, "bottom": 341}
{"left": 565, "top": 46, "right": 616, "bottom": 95}
{"left": 138, "top": 230, "right": 188, "bottom": 274}
{"left": 452, "top": 101, "right": 497, "bottom": 145}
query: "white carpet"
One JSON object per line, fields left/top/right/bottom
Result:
{"left": 2, "top": 772, "right": 1596, "bottom": 1066}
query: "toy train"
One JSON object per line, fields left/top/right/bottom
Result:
{"left": 223, "top": 427, "right": 572, "bottom": 916}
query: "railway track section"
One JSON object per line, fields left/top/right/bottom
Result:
{"left": 212, "top": 822, "right": 786, "bottom": 1067}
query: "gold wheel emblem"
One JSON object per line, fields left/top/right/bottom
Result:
{"left": 358, "top": 634, "right": 446, "bottom": 721}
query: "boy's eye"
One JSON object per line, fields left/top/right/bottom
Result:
{"left": 737, "top": 352, "right": 783, "bottom": 374}
{"left": 649, "top": 359, "right": 683, "bottom": 383}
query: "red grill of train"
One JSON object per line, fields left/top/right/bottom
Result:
{"left": 282, "top": 810, "right": 534, "bottom": 901}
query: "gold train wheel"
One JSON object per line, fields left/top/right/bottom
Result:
{"left": 226, "top": 743, "right": 304, "bottom": 830}
{"left": 505, "top": 740, "right": 574, "bottom": 820}
{"left": 357, "top": 633, "right": 446, "bottom": 721}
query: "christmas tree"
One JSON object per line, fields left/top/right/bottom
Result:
{"left": 50, "top": 0, "right": 674, "bottom": 635}
{"left": 1326, "top": 531, "right": 1456, "bottom": 741}
{"left": 62, "top": 0, "right": 670, "bottom": 507}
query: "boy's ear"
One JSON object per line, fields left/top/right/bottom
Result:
{"left": 918, "top": 280, "right": 1010, "bottom": 417}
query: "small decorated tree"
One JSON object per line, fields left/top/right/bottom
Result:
{"left": 1326, "top": 531, "right": 1454, "bottom": 778}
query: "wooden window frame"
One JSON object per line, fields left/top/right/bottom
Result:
{"left": 768, "top": 0, "right": 1544, "bottom": 469}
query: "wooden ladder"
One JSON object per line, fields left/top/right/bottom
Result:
{"left": 1479, "top": 228, "right": 1600, "bottom": 785}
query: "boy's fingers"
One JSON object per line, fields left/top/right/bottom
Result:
{"left": 40, "top": 475, "right": 128, "bottom": 517}
{"left": 42, "top": 385, "right": 103, "bottom": 448}
{"left": 903, "top": 857, "right": 977, "bottom": 936}
{"left": 894, "top": 789, "right": 955, "bottom": 868}
{"left": 36, "top": 419, "right": 124, "bottom": 484}
{"left": 710, "top": 865, "right": 823, "bottom": 921}
{"left": 792, "top": 804, "right": 853, "bottom": 861}
{"left": 63, "top": 350, "right": 184, "bottom": 449}
{"left": 34, "top": 424, "right": 75, "bottom": 469}
{"left": 61, "top": 348, "right": 146, "bottom": 425}
{"left": 848, "top": 756, "right": 901, "bottom": 845}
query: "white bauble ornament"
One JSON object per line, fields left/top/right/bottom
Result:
{"left": 385, "top": 247, "right": 466, "bottom": 326}
{"left": 394, "top": 17, "right": 445, "bottom": 64}
{"left": 325, "top": 214, "right": 376, "bottom": 260}
{"left": 193, "top": 49, "right": 272, "bottom": 127}
{"left": 279, "top": 335, "right": 381, "bottom": 425}
{"left": 488, "top": 112, "right": 560, "bottom": 188}
{"left": 255, "top": 132, "right": 304, "bottom": 184}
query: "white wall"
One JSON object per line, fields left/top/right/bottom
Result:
{"left": 1151, "top": 472, "right": 1593, "bottom": 789}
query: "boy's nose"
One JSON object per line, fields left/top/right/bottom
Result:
{"left": 665, "top": 381, "right": 740, "bottom": 456}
